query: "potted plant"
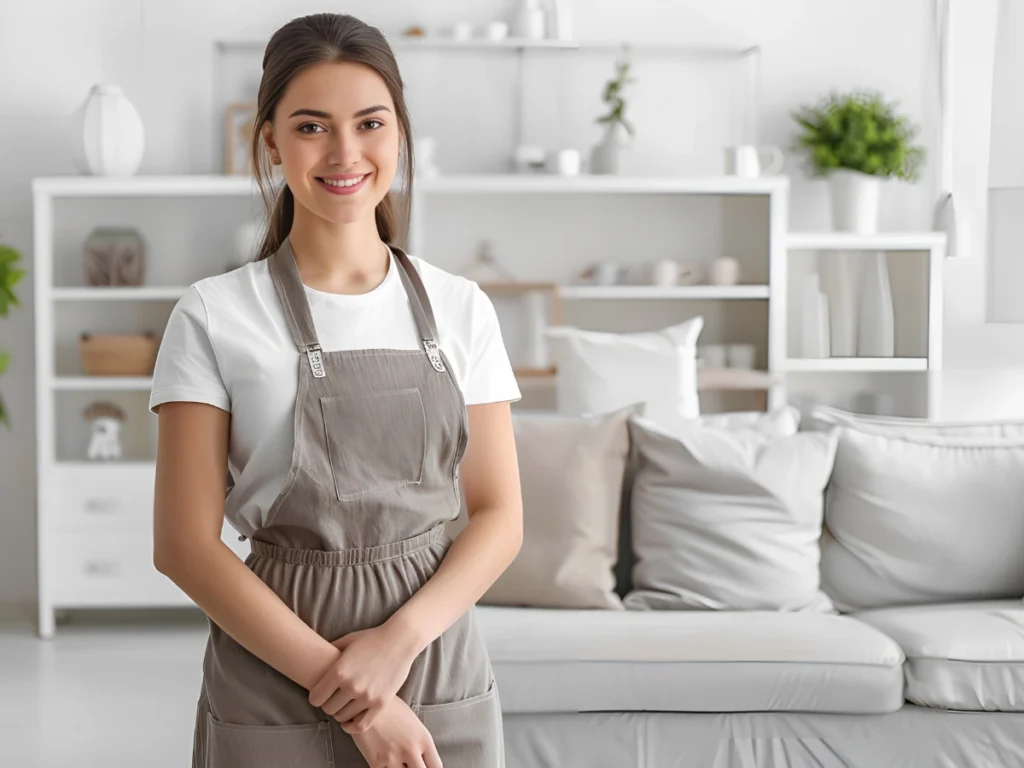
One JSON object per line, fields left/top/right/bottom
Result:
{"left": 590, "top": 46, "right": 635, "bottom": 175}
{"left": 792, "top": 90, "right": 924, "bottom": 233}
{"left": 0, "top": 242, "right": 26, "bottom": 429}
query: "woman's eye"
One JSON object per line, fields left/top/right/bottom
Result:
{"left": 298, "top": 123, "right": 324, "bottom": 134}
{"left": 361, "top": 119, "right": 384, "bottom": 131}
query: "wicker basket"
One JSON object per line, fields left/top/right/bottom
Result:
{"left": 79, "top": 333, "right": 158, "bottom": 376}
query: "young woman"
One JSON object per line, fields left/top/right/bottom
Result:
{"left": 151, "top": 13, "right": 523, "bottom": 768}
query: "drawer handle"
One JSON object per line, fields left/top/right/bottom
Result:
{"left": 83, "top": 560, "right": 121, "bottom": 577}
{"left": 83, "top": 497, "right": 121, "bottom": 515}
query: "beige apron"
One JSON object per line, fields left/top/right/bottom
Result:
{"left": 192, "top": 237, "right": 504, "bottom": 767}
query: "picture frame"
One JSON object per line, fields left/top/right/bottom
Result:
{"left": 225, "top": 101, "right": 258, "bottom": 176}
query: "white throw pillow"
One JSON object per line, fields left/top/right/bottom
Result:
{"left": 820, "top": 423, "right": 1024, "bottom": 611}
{"left": 546, "top": 318, "right": 703, "bottom": 427}
{"left": 624, "top": 412, "right": 838, "bottom": 612}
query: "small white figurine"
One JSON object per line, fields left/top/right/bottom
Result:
{"left": 84, "top": 401, "right": 126, "bottom": 461}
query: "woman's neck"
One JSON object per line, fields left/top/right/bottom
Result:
{"left": 287, "top": 205, "right": 389, "bottom": 296}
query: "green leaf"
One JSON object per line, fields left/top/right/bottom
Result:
{"left": 0, "top": 352, "right": 9, "bottom": 430}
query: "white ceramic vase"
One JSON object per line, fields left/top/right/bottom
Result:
{"left": 72, "top": 85, "right": 145, "bottom": 177}
{"left": 819, "top": 251, "right": 859, "bottom": 356}
{"left": 828, "top": 169, "right": 880, "bottom": 233}
{"left": 799, "top": 273, "right": 831, "bottom": 358}
{"left": 590, "top": 123, "right": 626, "bottom": 175}
{"left": 857, "top": 251, "right": 895, "bottom": 357}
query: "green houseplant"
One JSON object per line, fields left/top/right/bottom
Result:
{"left": 0, "top": 242, "right": 26, "bottom": 429}
{"left": 792, "top": 90, "right": 925, "bottom": 233}
{"left": 590, "top": 46, "right": 635, "bottom": 175}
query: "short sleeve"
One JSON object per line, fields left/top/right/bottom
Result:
{"left": 462, "top": 285, "right": 522, "bottom": 406}
{"left": 149, "top": 285, "right": 230, "bottom": 414}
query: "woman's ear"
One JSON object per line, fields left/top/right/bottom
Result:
{"left": 261, "top": 124, "right": 280, "bottom": 165}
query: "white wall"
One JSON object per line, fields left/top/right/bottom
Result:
{"left": 0, "top": 0, "right": 1005, "bottom": 608}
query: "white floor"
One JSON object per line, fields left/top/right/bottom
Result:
{"left": 0, "top": 610, "right": 210, "bottom": 768}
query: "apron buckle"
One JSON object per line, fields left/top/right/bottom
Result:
{"left": 306, "top": 343, "right": 326, "bottom": 378}
{"left": 423, "top": 339, "right": 446, "bottom": 372}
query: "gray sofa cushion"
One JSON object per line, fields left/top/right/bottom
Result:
{"left": 475, "top": 606, "right": 905, "bottom": 714}
{"left": 854, "top": 600, "right": 1024, "bottom": 711}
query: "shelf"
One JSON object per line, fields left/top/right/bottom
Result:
{"left": 418, "top": 174, "right": 788, "bottom": 195}
{"left": 513, "top": 366, "right": 556, "bottom": 379}
{"left": 33, "top": 173, "right": 788, "bottom": 199}
{"left": 558, "top": 284, "right": 769, "bottom": 300}
{"left": 787, "top": 232, "right": 947, "bottom": 251}
{"left": 32, "top": 175, "right": 259, "bottom": 198}
{"left": 52, "top": 287, "right": 188, "bottom": 301}
{"left": 784, "top": 358, "right": 928, "bottom": 372}
{"left": 53, "top": 377, "right": 153, "bottom": 391}
{"left": 512, "top": 367, "right": 777, "bottom": 391}
{"left": 697, "top": 368, "right": 778, "bottom": 391}
{"left": 216, "top": 37, "right": 756, "bottom": 59}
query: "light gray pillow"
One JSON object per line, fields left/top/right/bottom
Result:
{"left": 819, "top": 423, "right": 1024, "bottom": 611}
{"left": 624, "top": 414, "right": 838, "bottom": 612}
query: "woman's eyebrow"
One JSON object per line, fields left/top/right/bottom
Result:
{"left": 287, "top": 105, "right": 391, "bottom": 119}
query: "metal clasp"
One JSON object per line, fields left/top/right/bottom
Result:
{"left": 307, "top": 343, "right": 326, "bottom": 378}
{"left": 423, "top": 339, "right": 446, "bottom": 372}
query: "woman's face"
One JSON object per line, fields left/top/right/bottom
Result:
{"left": 263, "top": 60, "right": 400, "bottom": 226}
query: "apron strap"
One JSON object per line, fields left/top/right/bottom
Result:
{"left": 390, "top": 245, "right": 447, "bottom": 374}
{"left": 268, "top": 237, "right": 320, "bottom": 350}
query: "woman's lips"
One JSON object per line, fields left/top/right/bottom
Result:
{"left": 316, "top": 174, "right": 370, "bottom": 195}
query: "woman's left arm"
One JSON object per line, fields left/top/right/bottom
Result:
{"left": 309, "top": 400, "right": 523, "bottom": 731}
{"left": 390, "top": 399, "right": 523, "bottom": 646}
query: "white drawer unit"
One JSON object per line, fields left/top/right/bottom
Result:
{"left": 53, "top": 531, "right": 190, "bottom": 607}
{"left": 50, "top": 463, "right": 156, "bottom": 533}
{"left": 37, "top": 459, "right": 251, "bottom": 637}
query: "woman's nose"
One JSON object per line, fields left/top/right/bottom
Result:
{"left": 327, "top": 129, "right": 361, "bottom": 168}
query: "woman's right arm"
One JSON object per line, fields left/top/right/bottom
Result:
{"left": 152, "top": 400, "right": 340, "bottom": 691}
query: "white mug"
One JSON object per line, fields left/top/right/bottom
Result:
{"left": 727, "top": 343, "right": 756, "bottom": 370}
{"left": 553, "top": 148, "right": 581, "bottom": 176}
{"left": 724, "top": 145, "right": 784, "bottom": 178}
{"left": 486, "top": 21, "right": 509, "bottom": 41}
{"left": 699, "top": 344, "right": 728, "bottom": 369}
{"left": 708, "top": 256, "right": 741, "bottom": 286}
{"left": 452, "top": 22, "right": 473, "bottom": 40}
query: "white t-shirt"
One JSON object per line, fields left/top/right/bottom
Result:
{"left": 149, "top": 249, "right": 522, "bottom": 537}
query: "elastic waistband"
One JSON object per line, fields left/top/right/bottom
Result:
{"left": 249, "top": 524, "right": 448, "bottom": 567}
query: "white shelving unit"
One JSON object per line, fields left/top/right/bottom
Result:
{"left": 783, "top": 231, "right": 945, "bottom": 417}
{"left": 32, "top": 172, "right": 951, "bottom": 633}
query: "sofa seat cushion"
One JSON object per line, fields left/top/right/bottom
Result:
{"left": 475, "top": 606, "right": 905, "bottom": 714}
{"left": 854, "top": 600, "right": 1024, "bottom": 711}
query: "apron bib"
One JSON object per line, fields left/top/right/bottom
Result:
{"left": 192, "top": 237, "right": 504, "bottom": 767}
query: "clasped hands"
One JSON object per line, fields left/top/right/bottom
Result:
{"left": 309, "top": 619, "right": 421, "bottom": 734}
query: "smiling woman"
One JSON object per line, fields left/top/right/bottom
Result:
{"left": 150, "top": 12, "right": 522, "bottom": 768}
{"left": 251, "top": 24, "right": 412, "bottom": 264}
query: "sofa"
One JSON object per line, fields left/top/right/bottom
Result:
{"left": 456, "top": 399, "right": 1024, "bottom": 768}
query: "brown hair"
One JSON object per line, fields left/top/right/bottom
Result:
{"left": 250, "top": 13, "right": 414, "bottom": 261}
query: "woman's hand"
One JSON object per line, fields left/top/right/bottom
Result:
{"left": 350, "top": 696, "right": 442, "bottom": 768}
{"left": 308, "top": 620, "right": 422, "bottom": 733}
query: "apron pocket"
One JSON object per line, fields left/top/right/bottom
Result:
{"left": 204, "top": 713, "right": 334, "bottom": 767}
{"left": 321, "top": 388, "right": 426, "bottom": 501}
{"left": 414, "top": 680, "right": 504, "bottom": 767}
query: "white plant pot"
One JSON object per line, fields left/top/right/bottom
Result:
{"left": 828, "top": 169, "right": 881, "bottom": 233}
{"left": 72, "top": 84, "right": 145, "bottom": 177}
